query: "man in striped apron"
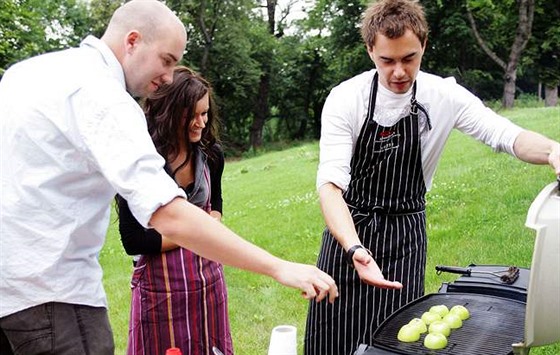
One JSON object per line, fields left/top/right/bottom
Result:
{"left": 305, "top": 1, "right": 560, "bottom": 354}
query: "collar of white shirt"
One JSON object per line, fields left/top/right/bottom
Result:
{"left": 80, "top": 35, "right": 126, "bottom": 91}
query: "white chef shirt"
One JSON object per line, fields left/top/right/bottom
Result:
{"left": 317, "top": 69, "right": 524, "bottom": 191}
{"left": 0, "top": 36, "right": 185, "bottom": 317}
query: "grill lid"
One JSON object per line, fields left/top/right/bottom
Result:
{"left": 523, "top": 181, "right": 560, "bottom": 347}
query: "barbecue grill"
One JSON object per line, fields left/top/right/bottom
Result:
{"left": 354, "top": 181, "right": 560, "bottom": 355}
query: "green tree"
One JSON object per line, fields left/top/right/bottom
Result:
{"left": 87, "top": 0, "right": 123, "bottom": 39}
{"left": 525, "top": 0, "right": 560, "bottom": 106}
{"left": 271, "top": 35, "right": 329, "bottom": 140}
{"left": 305, "top": 0, "right": 371, "bottom": 86}
{"left": 466, "top": 0, "right": 535, "bottom": 108}
{"left": 209, "top": 10, "right": 263, "bottom": 153}
{"left": 291, "top": 0, "right": 369, "bottom": 139}
{"left": 2, "top": 0, "right": 554, "bottom": 153}
{"left": 248, "top": 0, "right": 279, "bottom": 150}
{"left": 422, "top": 0, "right": 503, "bottom": 98}
{"left": 168, "top": 0, "right": 320, "bottom": 152}
{"left": 0, "top": 0, "right": 90, "bottom": 76}
{"left": 165, "top": 0, "right": 264, "bottom": 153}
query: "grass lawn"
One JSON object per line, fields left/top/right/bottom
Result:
{"left": 101, "top": 106, "right": 560, "bottom": 354}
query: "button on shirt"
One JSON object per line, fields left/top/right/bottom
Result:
{"left": 0, "top": 36, "right": 185, "bottom": 317}
{"left": 317, "top": 70, "right": 524, "bottom": 191}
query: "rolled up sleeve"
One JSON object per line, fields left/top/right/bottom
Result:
{"left": 317, "top": 86, "right": 362, "bottom": 192}
{"left": 451, "top": 84, "right": 523, "bottom": 157}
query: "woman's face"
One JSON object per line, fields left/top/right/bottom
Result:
{"left": 187, "top": 93, "right": 209, "bottom": 143}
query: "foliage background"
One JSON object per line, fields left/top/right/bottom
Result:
{"left": 1, "top": 0, "right": 558, "bottom": 152}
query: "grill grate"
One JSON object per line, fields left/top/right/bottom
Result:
{"left": 372, "top": 293, "right": 525, "bottom": 355}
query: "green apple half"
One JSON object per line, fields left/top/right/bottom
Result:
{"left": 443, "top": 313, "right": 463, "bottom": 329}
{"left": 424, "top": 332, "right": 448, "bottom": 350}
{"left": 421, "top": 311, "right": 441, "bottom": 325}
{"left": 428, "top": 320, "right": 451, "bottom": 337}
{"left": 397, "top": 324, "right": 421, "bottom": 342}
{"left": 429, "top": 304, "right": 450, "bottom": 317}
{"left": 450, "top": 305, "right": 470, "bottom": 320}
{"left": 408, "top": 318, "right": 427, "bottom": 333}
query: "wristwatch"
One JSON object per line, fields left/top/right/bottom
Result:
{"left": 346, "top": 244, "right": 372, "bottom": 267}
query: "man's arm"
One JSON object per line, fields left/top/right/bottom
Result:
{"left": 160, "top": 210, "right": 221, "bottom": 251}
{"left": 150, "top": 197, "right": 339, "bottom": 302}
{"left": 318, "top": 183, "right": 403, "bottom": 290}
{"left": 513, "top": 130, "right": 560, "bottom": 175}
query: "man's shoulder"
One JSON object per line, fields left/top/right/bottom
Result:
{"left": 5, "top": 44, "right": 115, "bottom": 89}
{"left": 4, "top": 46, "right": 77, "bottom": 79}
{"left": 417, "top": 71, "right": 459, "bottom": 90}
{"left": 1, "top": 46, "right": 118, "bottom": 110}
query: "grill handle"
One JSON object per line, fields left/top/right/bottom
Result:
{"left": 435, "top": 265, "right": 471, "bottom": 276}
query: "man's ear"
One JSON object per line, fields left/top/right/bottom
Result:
{"left": 366, "top": 45, "right": 375, "bottom": 62}
{"left": 422, "top": 39, "right": 428, "bottom": 53}
{"left": 125, "top": 31, "right": 141, "bottom": 53}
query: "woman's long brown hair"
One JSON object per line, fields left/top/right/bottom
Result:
{"left": 114, "top": 66, "right": 221, "bottom": 216}
{"left": 143, "top": 66, "right": 221, "bottom": 175}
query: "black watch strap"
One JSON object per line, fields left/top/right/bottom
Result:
{"left": 346, "top": 244, "right": 371, "bottom": 267}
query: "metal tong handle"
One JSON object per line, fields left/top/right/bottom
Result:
{"left": 435, "top": 265, "right": 472, "bottom": 276}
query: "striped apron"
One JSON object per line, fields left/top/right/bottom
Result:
{"left": 305, "top": 73, "right": 430, "bottom": 355}
{"left": 127, "top": 150, "right": 233, "bottom": 355}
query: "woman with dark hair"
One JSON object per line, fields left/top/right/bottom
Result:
{"left": 116, "top": 66, "right": 232, "bottom": 355}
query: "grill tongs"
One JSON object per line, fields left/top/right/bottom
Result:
{"left": 436, "top": 265, "right": 520, "bottom": 284}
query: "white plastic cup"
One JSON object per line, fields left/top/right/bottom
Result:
{"left": 267, "top": 325, "right": 297, "bottom": 355}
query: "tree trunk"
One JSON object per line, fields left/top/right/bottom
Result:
{"left": 250, "top": 72, "right": 270, "bottom": 149}
{"left": 466, "top": 0, "right": 535, "bottom": 109}
{"left": 295, "top": 49, "right": 321, "bottom": 140}
{"left": 196, "top": 0, "right": 212, "bottom": 75}
{"left": 502, "top": 65, "right": 517, "bottom": 108}
{"left": 544, "top": 85, "right": 558, "bottom": 107}
{"left": 503, "top": 0, "right": 534, "bottom": 108}
{"left": 249, "top": 0, "right": 277, "bottom": 149}
{"left": 266, "top": 0, "right": 277, "bottom": 34}
{"left": 312, "top": 100, "right": 322, "bottom": 139}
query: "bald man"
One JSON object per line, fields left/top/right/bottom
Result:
{"left": 0, "top": 1, "right": 337, "bottom": 354}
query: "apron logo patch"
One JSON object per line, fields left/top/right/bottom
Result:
{"left": 373, "top": 131, "right": 400, "bottom": 152}
{"left": 379, "top": 130, "right": 395, "bottom": 138}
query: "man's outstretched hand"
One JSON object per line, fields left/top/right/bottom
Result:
{"left": 352, "top": 248, "right": 403, "bottom": 289}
